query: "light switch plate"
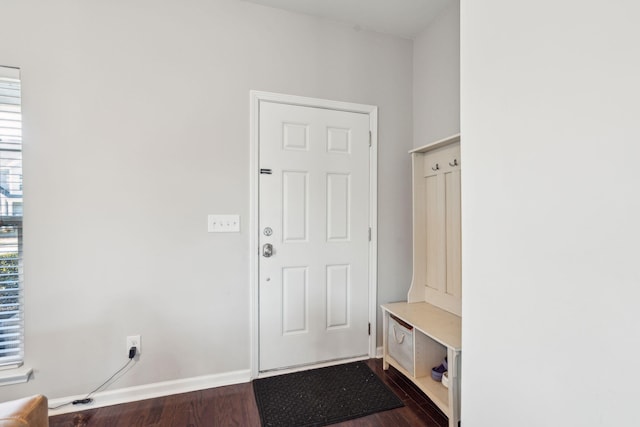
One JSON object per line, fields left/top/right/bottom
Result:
{"left": 208, "top": 214, "right": 240, "bottom": 232}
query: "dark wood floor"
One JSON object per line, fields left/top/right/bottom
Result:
{"left": 50, "top": 359, "right": 448, "bottom": 427}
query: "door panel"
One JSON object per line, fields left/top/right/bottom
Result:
{"left": 327, "top": 173, "right": 351, "bottom": 241}
{"left": 259, "top": 101, "right": 370, "bottom": 371}
{"left": 282, "top": 266, "right": 308, "bottom": 334}
{"left": 326, "top": 264, "right": 350, "bottom": 329}
{"left": 282, "top": 171, "right": 308, "bottom": 242}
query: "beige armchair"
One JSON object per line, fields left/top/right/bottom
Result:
{"left": 0, "top": 395, "right": 48, "bottom": 427}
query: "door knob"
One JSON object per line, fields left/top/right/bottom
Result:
{"left": 263, "top": 243, "right": 274, "bottom": 258}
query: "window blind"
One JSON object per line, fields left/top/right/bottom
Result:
{"left": 0, "top": 66, "right": 23, "bottom": 368}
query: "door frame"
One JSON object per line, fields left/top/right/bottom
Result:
{"left": 249, "top": 90, "right": 378, "bottom": 379}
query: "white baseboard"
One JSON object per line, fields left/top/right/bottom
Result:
{"left": 48, "top": 369, "right": 251, "bottom": 416}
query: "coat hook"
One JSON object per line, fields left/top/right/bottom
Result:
{"left": 449, "top": 159, "right": 458, "bottom": 167}
{"left": 432, "top": 163, "right": 440, "bottom": 171}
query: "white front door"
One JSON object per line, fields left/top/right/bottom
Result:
{"left": 258, "top": 100, "right": 371, "bottom": 372}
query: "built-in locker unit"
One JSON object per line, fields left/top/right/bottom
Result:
{"left": 382, "top": 134, "right": 461, "bottom": 427}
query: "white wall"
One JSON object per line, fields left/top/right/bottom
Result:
{"left": 413, "top": 0, "right": 460, "bottom": 147}
{"left": 462, "top": 1, "right": 640, "bottom": 425}
{"left": 0, "top": 0, "right": 413, "bottom": 401}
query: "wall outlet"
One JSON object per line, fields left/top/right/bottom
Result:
{"left": 126, "top": 335, "right": 141, "bottom": 355}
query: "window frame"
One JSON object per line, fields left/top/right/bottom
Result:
{"left": 0, "top": 65, "right": 24, "bottom": 370}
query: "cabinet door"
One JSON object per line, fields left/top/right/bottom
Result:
{"left": 416, "top": 144, "right": 461, "bottom": 315}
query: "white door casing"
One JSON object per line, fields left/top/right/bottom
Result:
{"left": 249, "top": 92, "right": 378, "bottom": 376}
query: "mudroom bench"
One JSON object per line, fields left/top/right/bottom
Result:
{"left": 381, "top": 301, "right": 461, "bottom": 427}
